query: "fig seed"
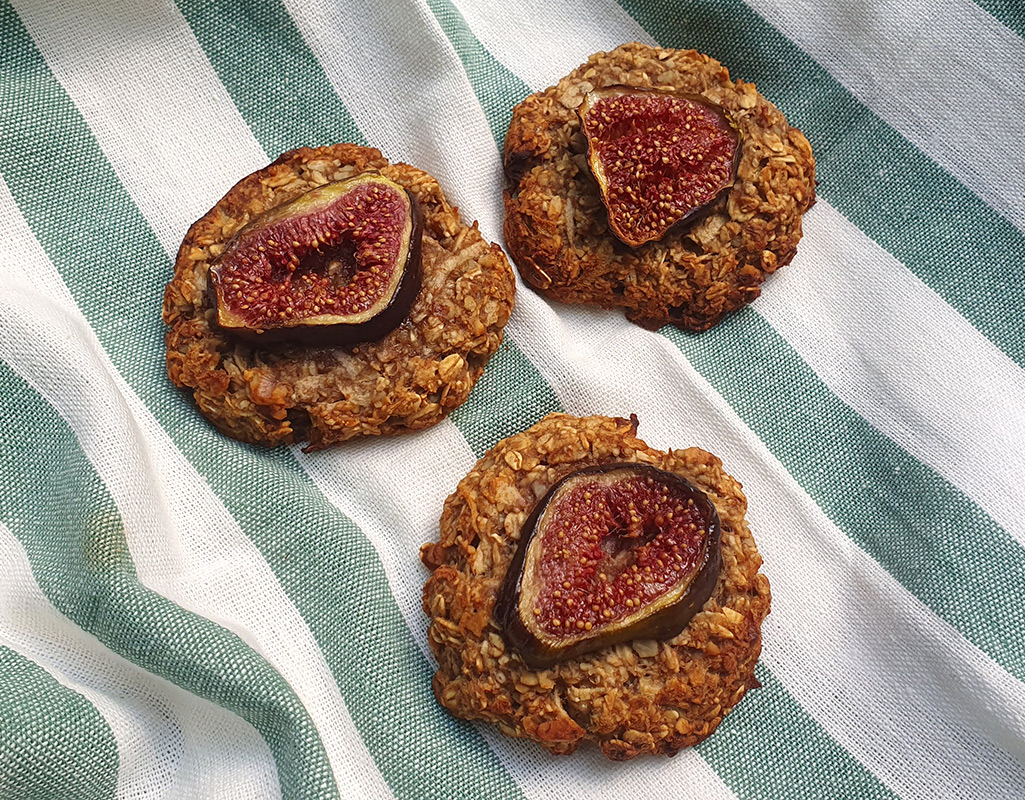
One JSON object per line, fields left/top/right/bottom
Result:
{"left": 209, "top": 172, "right": 423, "bottom": 344}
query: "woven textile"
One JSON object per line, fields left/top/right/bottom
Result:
{"left": 1, "top": 0, "right": 1024, "bottom": 797}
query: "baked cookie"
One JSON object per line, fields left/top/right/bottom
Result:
{"left": 504, "top": 42, "right": 815, "bottom": 332}
{"left": 163, "top": 144, "right": 515, "bottom": 450}
{"left": 421, "top": 414, "right": 771, "bottom": 759}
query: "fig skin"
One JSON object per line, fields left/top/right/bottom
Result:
{"left": 495, "top": 462, "right": 722, "bottom": 669}
{"left": 209, "top": 172, "right": 423, "bottom": 345}
{"left": 579, "top": 85, "right": 742, "bottom": 248}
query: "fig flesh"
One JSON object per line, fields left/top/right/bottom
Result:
{"left": 209, "top": 173, "right": 423, "bottom": 344}
{"left": 579, "top": 86, "right": 741, "bottom": 248}
{"left": 496, "top": 463, "right": 721, "bottom": 668}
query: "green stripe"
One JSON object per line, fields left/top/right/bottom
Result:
{"left": 0, "top": 645, "right": 118, "bottom": 800}
{"left": 972, "top": 0, "right": 1025, "bottom": 39}
{"left": 617, "top": 0, "right": 1025, "bottom": 368}
{"left": 450, "top": 339, "right": 562, "bottom": 457}
{"left": 699, "top": 664, "right": 891, "bottom": 799}
{"left": 0, "top": 361, "right": 335, "bottom": 800}
{"left": 665, "top": 316, "right": 1025, "bottom": 679}
{"left": 0, "top": 7, "right": 524, "bottom": 800}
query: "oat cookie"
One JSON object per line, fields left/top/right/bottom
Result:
{"left": 421, "top": 414, "right": 771, "bottom": 759}
{"left": 163, "top": 144, "right": 515, "bottom": 450}
{"left": 504, "top": 42, "right": 815, "bottom": 331}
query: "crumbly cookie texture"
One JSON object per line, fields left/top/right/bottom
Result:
{"left": 163, "top": 144, "right": 515, "bottom": 450}
{"left": 421, "top": 414, "right": 771, "bottom": 759}
{"left": 503, "top": 42, "right": 815, "bottom": 332}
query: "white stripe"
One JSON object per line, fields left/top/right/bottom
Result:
{"left": 0, "top": 523, "right": 281, "bottom": 800}
{"left": 0, "top": 175, "right": 390, "bottom": 800}
{"left": 366, "top": 0, "right": 1025, "bottom": 795}
{"left": 743, "top": 0, "right": 1025, "bottom": 232}
{"left": 283, "top": 0, "right": 735, "bottom": 795}
{"left": 448, "top": 0, "right": 652, "bottom": 91}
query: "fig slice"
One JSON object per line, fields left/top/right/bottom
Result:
{"left": 578, "top": 86, "right": 741, "bottom": 248}
{"left": 209, "top": 172, "right": 423, "bottom": 344}
{"left": 496, "top": 463, "right": 722, "bottom": 669}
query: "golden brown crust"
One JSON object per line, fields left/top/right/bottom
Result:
{"left": 163, "top": 144, "right": 515, "bottom": 449}
{"left": 503, "top": 42, "right": 815, "bottom": 332}
{"left": 421, "top": 414, "right": 771, "bottom": 759}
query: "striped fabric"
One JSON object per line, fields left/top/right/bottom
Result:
{"left": 1, "top": 0, "right": 1023, "bottom": 797}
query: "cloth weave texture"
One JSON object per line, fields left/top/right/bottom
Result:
{"left": 1, "top": 0, "right": 1024, "bottom": 798}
